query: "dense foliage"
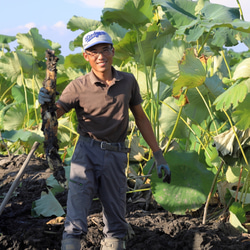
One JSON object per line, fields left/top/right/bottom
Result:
{"left": 1, "top": 0, "right": 250, "bottom": 230}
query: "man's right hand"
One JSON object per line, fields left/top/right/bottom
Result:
{"left": 38, "top": 87, "right": 52, "bottom": 105}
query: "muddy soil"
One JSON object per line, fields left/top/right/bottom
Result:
{"left": 1, "top": 154, "right": 250, "bottom": 250}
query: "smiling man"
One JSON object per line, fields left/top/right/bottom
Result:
{"left": 38, "top": 30, "right": 171, "bottom": 250}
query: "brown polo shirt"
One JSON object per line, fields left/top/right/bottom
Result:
{"left": 57, "top": 67, "right": 143, "bottom": 143}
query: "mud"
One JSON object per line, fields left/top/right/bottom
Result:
{"left": 1, "top": 154, "right": 250, "bottom": 249}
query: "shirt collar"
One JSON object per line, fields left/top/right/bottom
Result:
{"left": 89, "top": 66, "right": 123, "bottom": 85}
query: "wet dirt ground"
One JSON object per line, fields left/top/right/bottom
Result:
{"left": 1, "top": 154, "right": 250, "bottom": 250}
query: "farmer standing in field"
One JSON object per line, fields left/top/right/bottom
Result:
{"left": 38, "top": 30, "right": 171, "bottom": 250}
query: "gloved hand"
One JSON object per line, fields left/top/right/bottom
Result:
{"left": 153, "top": 149, "right": 171, "bottom": 183}
{"left": 38, "top": 87, "right": 52, "bottom": 105}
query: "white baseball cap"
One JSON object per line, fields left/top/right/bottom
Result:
{"left": 82, "top": 30, "right": 113, "bottom": 51}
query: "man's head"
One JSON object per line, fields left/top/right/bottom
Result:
{"left": 83, "top": 30, "right": 114, "bottom": 75}
{"left": 82, "top": 30, "right": 113, "bottom": 51}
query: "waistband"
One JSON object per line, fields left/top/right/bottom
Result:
{"left": 79, "top": 135, "right": 131, "bottom": 153}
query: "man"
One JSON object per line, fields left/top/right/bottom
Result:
{"left": 38, "top": 30, "right": 171, "bottom": 250}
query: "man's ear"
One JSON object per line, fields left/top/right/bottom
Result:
{"left": 83, "top": 52, "right": 89, "bottom": 61}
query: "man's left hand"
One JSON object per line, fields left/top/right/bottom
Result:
{"left": 153, "top": 149, "right": 171, "bottom": 184}
{"left": 156, "top": 164, "right": 171, "bottom": 183}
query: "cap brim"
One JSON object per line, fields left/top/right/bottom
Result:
{"left": 84, "top": 41, "right": 113, "bottom": 51}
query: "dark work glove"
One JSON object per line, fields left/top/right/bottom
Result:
{"left": 153, "top": 149, "right": 171, "bottom": 183}
{"left": 38, "top": 87, "right": 52, "bottom": 105}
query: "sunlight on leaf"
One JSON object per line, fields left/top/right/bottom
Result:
{"left": 155, "top": 0, "right": 197, "bottom": 27}
{"left": 214, "top": 80, "right": 248, "bottom": 111}
{"left": 103, "top": 0, "right": 153, "bottom": 29}
{"left": 0, "top": 52, "right": 21, "bottom": 82}
{"left": 16, "top": 28, "right": 51, "bottom": 59}
{"left": 67, "top": 16, "right": 101, "bottom": 32}
{"left": 233, "top": 58, "right": 250, "bottom": 80}
{"left": 156, "top": 39, "right": 188, "bottom": 85}
{"left": 172, "top": 48, "right": 206, "bottom": 96}
{"left": 226, "top": 166, "right": 247, "bottom": 184}
{"left": 201, "top": 2, "right": 240, "bottom": 22}
{"left": 213, "top": 127, "right": 250, "bottom": 157}
{"left": 229, "top": 211, "right": 248, "bottom": 233}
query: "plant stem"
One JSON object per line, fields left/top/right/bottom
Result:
{"left": 196, "top": 87, "right": 218, "bottom": 135}
{"left": 20, "top": 67, "right": 30, "bottom": 128}
{"left": 31, "top": 76, "right": 39, "bottom": 124}
{"left": 162, "top": 101, "right": 211, "bottom": 159}
{"left": 236, "top": 0, "right": 244, "bottom": 20}
{"left": 203, "top": 160, "right": 224, "bottom": 224}
{"left": 236, "top": 166, "right": 244, "bottom": 202}
{"left": 164, "top": 89, "right": 187, "bottom": 153}
{"left": 220, "top": 50, "right": 232, "bottom": 80}
{"left": 0, "top": 81, "right": 16, "bottom": 102}
{"left": 198, "top": 29, "right": 212, "bottom": 56}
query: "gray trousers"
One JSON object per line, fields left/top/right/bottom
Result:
{"left": 63, "top": 136, "right": 128, "bottom": 239}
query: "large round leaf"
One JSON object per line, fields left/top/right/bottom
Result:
{"left": 233, "top": 58, "right": 250, "bottom": 80}
{"left": 172, "top": 48, "right": 206, "bottom": 96}
{"left": 3, "top": 104, "right": 26, "bottom": 130}
{"left": 103, "top": 0, "right": 153, "bottom": 29}
{"left": 214, "top": 80, "right": 248, "bottom": 111}
{"left": 156, "top": 39, "right": 189, "bottom": 85}
{"left": 150, "top": 151, "right": 214, "bottom": 215}
{"left": 16, "top": 28, "right": 52, "bottom": 60}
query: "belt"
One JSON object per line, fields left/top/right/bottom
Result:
{"left": 80, "top": 135, "right": 131, "bottom": 153}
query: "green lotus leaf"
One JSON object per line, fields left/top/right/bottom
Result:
{"left": 232, "top": 93, "right": 250, "bottom": 130}
{"left": 172, "top": 48, "right": 206, "bottom": 96}
{"left": 0, "top": 34, "right": 16, "bottom": 52}
{"left": 3, "top": 104, "right": 26, "bottom": 130}
{"left": 155, "top": 0, "right": 197, "bottom": 27}
{"left": 0, "top": 34, "right": 16, "bottom": 44}
{"left": 214, "top": 80, "right": 248, "bottom": 111}
{"left": 16, "top": 28, "right": 51, "bottom": 60}
{"left": 67, "top": 16, "right": 100, "bottom": 32}
{"left": 160, "top": 96, "right": 188, "bottom": 139}
{"left": 226, "top": 166, "right": 248, "bottom": 184}
{"left": 0, "top": 53, "right": 21, "bottom": 82}
{"left": 12, "top": 85, "right": 33, "bottom": 105}
{"left": 156, "top": 39, "right": 189, "bottom": 85}
{"left": 229, "top": 211, "right": 248, "bottom": 233}
{"left": 1, "top": 129, "right": 43, "bottom": 144}
{"left": 201, "top": 2, "right": 240, "bottom": 22}
{"left": 46, "top": 166, "right": 70, "bottom": 194}
{"left": 233, "top": 58, "right": 250, "bottom": 80}
{"left": 149, "top": 151, "right": 214, "bottom": 215}
{"left": 33, "top": 189, "right": 65, "bottom": 217}
{"left": 103, "top": 0, "right": 153, "bottom": 29}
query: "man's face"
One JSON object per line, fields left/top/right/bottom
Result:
{"left": 84, "top": 43, "right": 114, "bottom": 74}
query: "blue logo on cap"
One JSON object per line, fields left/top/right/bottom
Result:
{"left": 85, "top": 31, "right": 107, "bottom": 43}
